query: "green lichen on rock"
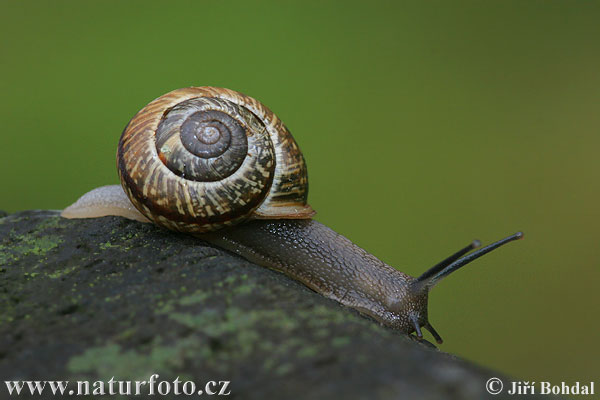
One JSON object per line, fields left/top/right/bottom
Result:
{"left": 0, "top": 210, "right": 545, "bottom": 399}
{"left": 0, "top": 218, "right": 62, "bottom": 266}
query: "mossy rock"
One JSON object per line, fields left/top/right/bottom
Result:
{"left": 0, "top": 211, "right": 545, "bottom": 399}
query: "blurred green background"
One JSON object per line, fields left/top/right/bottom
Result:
{"left": 2, "top": 0, "right": 599, "bottom": 384}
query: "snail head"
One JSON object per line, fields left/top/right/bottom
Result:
{"left": 390, "top": 232, "right": 524, "bottom": 343}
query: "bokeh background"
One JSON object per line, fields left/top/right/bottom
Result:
{"left": 2, "top": 0, "right": 599, "bottom": 384}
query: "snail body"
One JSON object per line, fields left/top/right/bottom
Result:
{"left": 62, "top": 87, "right": 523, "bottom": 343}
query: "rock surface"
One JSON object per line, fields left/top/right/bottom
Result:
{"left": 0, "top": 211, "right": 543, "bottom": 399}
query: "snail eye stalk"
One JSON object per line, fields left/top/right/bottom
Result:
{"left": 415, "top": 232, "right": 524, "bottom": 288}
{"left": 416, "top": 240, "right": 481, "bottom": 283}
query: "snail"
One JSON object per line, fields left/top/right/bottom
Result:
{"left": 61, "top": 87, "right": 523, "bottom": 343}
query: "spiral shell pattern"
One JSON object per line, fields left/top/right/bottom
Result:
{"left": 117, "top": 87, "right": 314, "bottom": 233}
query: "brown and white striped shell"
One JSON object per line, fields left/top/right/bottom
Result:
{"left": 117, "top": 87, "right": 315, "bottom": 233}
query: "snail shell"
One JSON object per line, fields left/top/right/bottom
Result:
{"left": 117, "top": 87, "right": 315, "bottom": 233}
